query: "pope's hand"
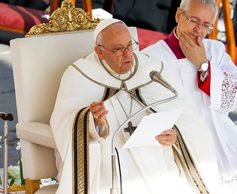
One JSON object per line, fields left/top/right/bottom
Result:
{"left": 155, "top": 129, "right": 177, "bottom": 146}
{"left": 90, "top": 101, "right": 109, "bottom": 127}
{"left": 179, "top": 32, "right": 207, "bottom": 70}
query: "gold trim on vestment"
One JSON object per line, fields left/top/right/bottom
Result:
{"left": 174, "top": 126, "right": 210, "bottom": 194}
{"left": 83, "top": 55, "right": 89, "bottom": 59}
{"left": 160, "top": 61, "right": 164, "bottom": 74}
{"left": 129, "top": 88, "right": 147, "bottom": 106}
{"left": 72, "top": 107, "right": 90, "bottom": 194}
{"left": 124, "top": 88, "right": 210, "bottom": 194}
{"left": 99, "top": 53, "right": 139, "bottom": 81}
{"left": 71, "top": 64, "right": 122, "bottom": 90}
{"left": 142, "top": 53, "right": 164, "bottom": 75}
{"left": 127, "top": 80, "right": 153, "bottom": 93}
{"left": 124, "top": 60, "right": 163, "bottom": 93}
{"left": 26, "top": 0, "right": 100, "bottom": 37}
{"left": 101, "top": 88, "right": 120, "bottom": 102}
{"left": 71, "top": 53, "right": 164, "bottom": 92}
{"left": 71, "top": 54, "right": 209, "bottom": 193}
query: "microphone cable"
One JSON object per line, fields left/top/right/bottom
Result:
{"left": 115, "top": 147, "right": 123, "bottom": 194}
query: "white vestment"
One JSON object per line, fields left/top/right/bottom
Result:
{"left": 50, "top": 51, "right": 221, "bottom": 194}
{"left": 143, "top": 39, "right": 237, "bottom": 190}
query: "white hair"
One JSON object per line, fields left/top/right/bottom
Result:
{"left": 180, "top": 0, "right": 218, "bottom": 23}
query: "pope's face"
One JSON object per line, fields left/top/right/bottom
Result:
{"left": 95, "top": 23, "right": 134, "bottom": 74}
{"left": 175, "top": 0, "right": 215, "bottom": 42}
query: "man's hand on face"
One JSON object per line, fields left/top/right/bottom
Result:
{"left": 179, "top": 32, "right": 208, "bottom": 69}
{"left": 90, "top": 101, "right": 109, "bottom": 127}
{"left": 155, "top": 129, "right": 177, "bottom": 146}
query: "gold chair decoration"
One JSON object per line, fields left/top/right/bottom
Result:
{"left": 26, "top": 0, "right": 100, "bottom": 37}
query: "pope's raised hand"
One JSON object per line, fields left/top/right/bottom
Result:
{"left": 179, "top": 32, "right": 207, "bottom": 69}
{"left": 155, "top": 129, "right": 177, "bottom": 146}
{"left": 90, "top": 101, "right": 109, "bottom": 127}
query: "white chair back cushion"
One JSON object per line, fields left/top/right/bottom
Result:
{"left": 10, "top": 27, "right": 138, "bottom": 124}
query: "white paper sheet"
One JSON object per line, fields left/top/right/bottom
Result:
{"left": 121, "top": 107, "right": 184, "bottom": 149}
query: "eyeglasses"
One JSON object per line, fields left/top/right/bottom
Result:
{"left": 97, "top": 37, "right": 139, "bottom": 57}
{"left": 182, "top": 11, "right": 214, "bottom": 32}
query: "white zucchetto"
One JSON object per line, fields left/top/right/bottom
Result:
{"left": 94, "top": 18, "right": 126, "bottom": 43}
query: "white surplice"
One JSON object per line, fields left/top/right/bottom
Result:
{"left": 143, "top": 39, "right": 237, "bottom": 187}
{"left": 50, "top": 51, "right": 221, "bottom": 194}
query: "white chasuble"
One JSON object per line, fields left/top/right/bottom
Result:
{"left": 110, "top": 90, "right": 201, "bottom": 193}
{"left": 143, "top": 39, "right": 237, "bottom": 190}
{"left": 50, "top": 51, "right": 221, "bottom": 194}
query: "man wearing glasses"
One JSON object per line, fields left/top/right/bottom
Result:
{"left": 51, "top": 18, "right": 222, "bottom": 193}
{"left": 143, "top": 0, "right": 237, "bottom": 193}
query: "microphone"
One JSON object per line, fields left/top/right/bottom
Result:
{"left": 150, "top": 70, "right": 176, "bottom": 93}
{"left": 110, "top": 70, "right": 178, "bottom": 193}
{"left": 0, "top": 112, "right": 14, "bottom": 121}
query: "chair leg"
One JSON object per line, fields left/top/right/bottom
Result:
{"left": 209, "top": 0, "right": 221, "bottom": 40}
{"left": 25, "top": 179, "right": 40, "bottom": 194}
{"left": 222, "top": 0, "right": 236, "bottom": 63}
{"left": 82, "top": 0, "right": 92, "bottom": 18}
{"left": 50, "top": 0, "right": 59, "bottom": 15}
{"left": 209, "top": 0, "right": 236, "bottom": 63}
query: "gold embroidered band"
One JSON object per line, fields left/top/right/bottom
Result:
{"left": 174, "top": 126, "right": 210, "bottom": 194}
{"left": 72, "top": 107, "right": 90, "bottom": 194}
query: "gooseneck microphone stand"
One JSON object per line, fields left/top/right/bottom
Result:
{"left": 0, "top": 112, "right": 14, "bottom": 194}
{"left": 110, "top": 71, "right": 178, "bottom": 194}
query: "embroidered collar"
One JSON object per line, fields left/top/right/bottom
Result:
{"left": 173, "top": 27, "right": 179, "bottom": 39}
{"left": 99, "top": 53, "right": 139, "bottom": 81}
{"left": 163, "top": 28, "right": 186, "bottom": 59}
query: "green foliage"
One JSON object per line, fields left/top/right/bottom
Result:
{"left": 51, "top": 177, "right": 58, "bottom": 183}
{"left": 19, "top": 159, "right": 25, "bottom": 185}
{"left": 8, "top": 165, "right": 21, "bottom": 186}
{"left": 9, "top": 177, "right": 15, "bottom": 187}
{"left": 0, "top": 176, "right": 2, "bottom": 186}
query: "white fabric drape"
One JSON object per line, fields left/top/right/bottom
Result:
{"left": 143, "top": 39, "right": 237, "bottom": 190}
{"left": 50, "top": 51, "right": 221, "bottom": 194}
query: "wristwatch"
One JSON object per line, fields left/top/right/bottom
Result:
{"left": 198, "top": 61, "right": 209, "bottom": 72}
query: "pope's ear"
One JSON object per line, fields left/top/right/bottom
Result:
{"left": 94, "top": 45, "right": 105, "bottom": 60}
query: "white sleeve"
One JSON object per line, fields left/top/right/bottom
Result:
{"left": 207, "top": 42, "right": 237, "bottom": 114}
{"left": 88, "top": 113, "right": 110, "bottom": 141}
{"left": 50, "top": 65, "right": 108, "bottom": 161}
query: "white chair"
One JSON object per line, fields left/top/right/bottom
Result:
{"left": 10, "top": 1, "right": 139, "bottom": 193}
